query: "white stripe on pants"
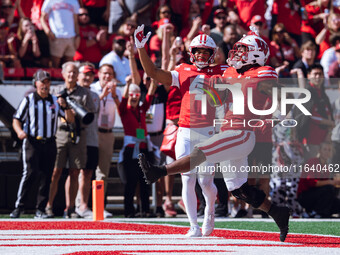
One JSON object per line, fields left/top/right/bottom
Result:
{"left": 197, "top": 130, "right": 256, "bottom": 191}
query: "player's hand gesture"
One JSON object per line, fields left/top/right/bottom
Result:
{"left": 134, "top": 24, "right": 151, "bottom": 49}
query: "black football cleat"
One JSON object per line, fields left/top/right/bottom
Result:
{"left": 138, "top": 153, "right": 167, "bottom": 184}
{"left": 268, "top": 205, "right": 290, "bottom": 242}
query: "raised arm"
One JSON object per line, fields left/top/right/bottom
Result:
{"left": 134, "top": 25, "right": 173, "bottom": 88}
{"left": 127, "top": 36, "right": 141, "bottom": 85}
{"left": 161, "top": 23, "right": 174, "bottom": 71}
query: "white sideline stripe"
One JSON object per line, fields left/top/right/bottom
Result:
{"left": 0, "top": 235, "right": 292, "bottom": 246}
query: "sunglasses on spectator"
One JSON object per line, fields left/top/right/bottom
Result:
{"left": 254, "top": 22, "right": 263, "bottom": 26}
{"left": 2, "top": 5, "right": 13, "bottom": 9}
{"left": 215, "top": 16, "right": 226, "bottom": 20}
{"left": 275, "top": 30, "right": 284, "bottom": 34}
{"left": 161, "top": 10, "right": 171, "bottom": 14}
{"left": 78, "top": 13, "right": 89, "bottom": 17}
{"left": 145, "top": 77, "right": 151, "bottom": 81}
{"left": 129, "top": 93, "right": 140, "bottom": 97}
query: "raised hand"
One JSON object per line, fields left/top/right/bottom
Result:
{"left": 134, "top": 24, "right": 151, "bottom": 49}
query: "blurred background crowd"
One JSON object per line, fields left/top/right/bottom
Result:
{"left": 1, "top": 0, "right": 340, "bottom": 220}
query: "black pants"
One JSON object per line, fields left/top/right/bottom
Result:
{"left": 298, "top": 185, "right": 340, "bottom": 217}
{"left": 122, "top": 147, "right": 151, "bottom": 217}
{"left": 15, "top": 138, "right": 57, "bottom": 211}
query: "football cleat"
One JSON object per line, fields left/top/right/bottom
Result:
{"left": 202, "top": 213, "right": 215, "bottom": 236}
{"left": 185, "top": 225, "right": 202, "bottom": 237}
{"left": 268, "top": 205, "right": 290, "bottom": 242}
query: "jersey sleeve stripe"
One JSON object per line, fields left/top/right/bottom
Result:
{"left": 258, "top": 70, "right": 277, "bottom": 74}
{"left": 257, "top": 74, "right": 278, "bottom": 78}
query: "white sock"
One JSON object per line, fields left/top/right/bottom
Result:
{"left": 181, "top": 174, "right": 199, "bottom": 227}
{"left": 198, "top": 175, "right": 217, "bottom": 216}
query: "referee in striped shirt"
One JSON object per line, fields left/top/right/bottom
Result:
{"left": 10, "top": 70, "right": 74, "bottom": 219}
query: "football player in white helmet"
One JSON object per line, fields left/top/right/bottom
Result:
{"left": 188, "top": 34, "right": 217, "bottom": 69}
{"left": 227, "top": 26, "right": 270, "bottom": 70}
{"left": 134, "top": 24, "right": 229, "bottom": 237}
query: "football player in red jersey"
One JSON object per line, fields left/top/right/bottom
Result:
{"left": 138, "top": 27, "right": 291, "bottom": 242}
{"left": 135, "top": 25, "right": 229, "bottom": 237}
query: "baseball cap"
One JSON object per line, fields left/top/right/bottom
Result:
{"left": 79, "top": 65, "right": 95, "bottom": 74}
{"left": 335, "top": 43, "right": 340, "bottom": 51}
{"left": 158, "top": 18, "right": 171, "bottom": 28}
{"left": 214, "top": 9, "right": 226, "bottom": 17}
{"left": 34, "top": 70, "right": 51, "bottom": 82}
{"left": 250, "top": 15, "right": 265, "bottom": 25}
{"left": 114, "top": 35, "right": 126, "bottom": 42}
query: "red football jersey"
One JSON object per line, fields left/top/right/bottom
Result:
{"left": 171, "top": 63, "right": 228, "bottom": 128}
{"left": 220, "top": 66, "right": 278, "bottom": 131}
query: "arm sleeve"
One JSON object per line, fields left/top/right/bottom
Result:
{"left": 170, "top": 70, "right": 180, "bottom": 88}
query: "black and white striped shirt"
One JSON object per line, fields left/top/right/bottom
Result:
{"left": 14, "top": 92, "right": 65, "bottom": 139}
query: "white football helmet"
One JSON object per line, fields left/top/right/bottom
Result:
{"left": 227, "top": 28, "right": 269, "bottom": 69}
{"left": 189, "top": 34, "right": 217, "bottom": 69}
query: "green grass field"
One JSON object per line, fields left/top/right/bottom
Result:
{"left": 146, "top": 220, "right": 340, "bottom": 236}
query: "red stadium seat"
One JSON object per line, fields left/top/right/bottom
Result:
{"left": 51, "top": 68, "right": 63, "bottom": 79}
{"left": 25, "top": 68, "right": 52, "bottom": 78}
{"left": 3, "top": 68, "right": 25, "bottom": 79}
{"left": 25, "top": 67, "right": 49, "bottom": 78}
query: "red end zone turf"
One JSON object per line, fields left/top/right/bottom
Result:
{"left": 1, "top": 221, "right": 340, "bottom": 254}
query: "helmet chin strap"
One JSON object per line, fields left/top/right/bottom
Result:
{"left": 227, "top": 58, "right": 243, "bottom": 69}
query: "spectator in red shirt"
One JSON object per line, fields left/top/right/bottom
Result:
{"left": 271, "top": 23, "right": 300, "bottom": 77}
{"left": 149, "top": 19, "right": 175, "bottom": 66}
{"left": 16, "top": 17, "right": 41, "bottom": 67}
{"left": 316, "top": 12, "right": 340, "bottom": 59}
{"left": 301, "top": 0, "right": 333, "bottom": 44}
{"left": 0, "top": 0, "right": 19, "bottom": 33}
{"left": 0, "top": 18, "right": 20, "bottom": 68}
{"left": 80, "top": 0, "right": 110, "bottom": 27}
{"left": 74, "top": 7, "right": 106, "bottom": 67}
{"left": 118, "top": 77, "right": 157, "bottom": 218}
{"left": 152, "top": 4, "right": 174, "bottom": 31}
{"left": 297, "top": 142, "right": 340, "bottom": 218}
{"left": 179, "top": 2, "right": 202, "bottom": 41}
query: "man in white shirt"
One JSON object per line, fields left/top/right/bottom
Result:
{"left": 99, "top": 36, "right": 131, "bottom": 84}
{"left": 40, "top": 0, "right": 80, "bottom": 68}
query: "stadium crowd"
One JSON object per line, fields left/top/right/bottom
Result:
{"left": 2, "top": 0, "right": 340, "bottom": 228}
